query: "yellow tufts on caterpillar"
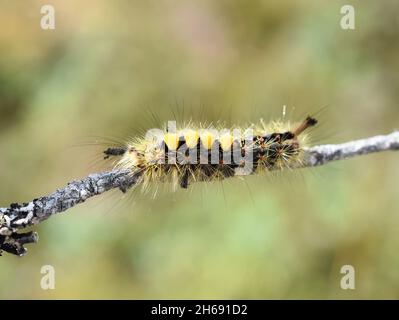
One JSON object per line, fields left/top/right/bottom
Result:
{"left": 164, "top": 133, "right": 179, "bottom": 150}
{"left": 183, "top": 129, "right": 199, "bottom": 148}
{"left": 219, "top": 133, "right": 234, "bottom": 151}
{"left": 200, "top": 130, "right": 215, "bottom": 149}
{"left": 108, "top": 115, "right": 318, "bottom": 190}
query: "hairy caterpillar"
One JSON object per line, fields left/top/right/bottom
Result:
{"left": 103, "top": 116, "right": 317, "bottom": 191}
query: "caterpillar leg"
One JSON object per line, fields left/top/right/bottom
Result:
{"left": 180, "top": 170, "right": 189, "bottom": 189}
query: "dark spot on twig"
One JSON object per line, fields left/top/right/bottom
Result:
{"left": 10, "top": 203, "right": 20, "bottom": 209}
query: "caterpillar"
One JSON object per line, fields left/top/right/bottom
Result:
{"left": 103, "top": 116, "right": 317, "bottom": 191}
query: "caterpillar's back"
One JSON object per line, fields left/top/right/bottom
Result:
{"left": 104, "top": 116, "right": 317, "bottom": 191}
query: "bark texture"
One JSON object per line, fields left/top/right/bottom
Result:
{"left": 1, "top": 131, "right": 398, "bottom": 256}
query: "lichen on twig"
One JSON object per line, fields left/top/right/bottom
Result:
{"left": 1, "top": 131, "right": 398, "bottom": 256}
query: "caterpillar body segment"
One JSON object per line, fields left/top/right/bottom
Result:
{"left": 104, "top": 116, "right": 317, "bottom": 190}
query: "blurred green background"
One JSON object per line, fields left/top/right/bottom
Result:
{"left": 1, "top": 0, "right": 398, "bottom": 299}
